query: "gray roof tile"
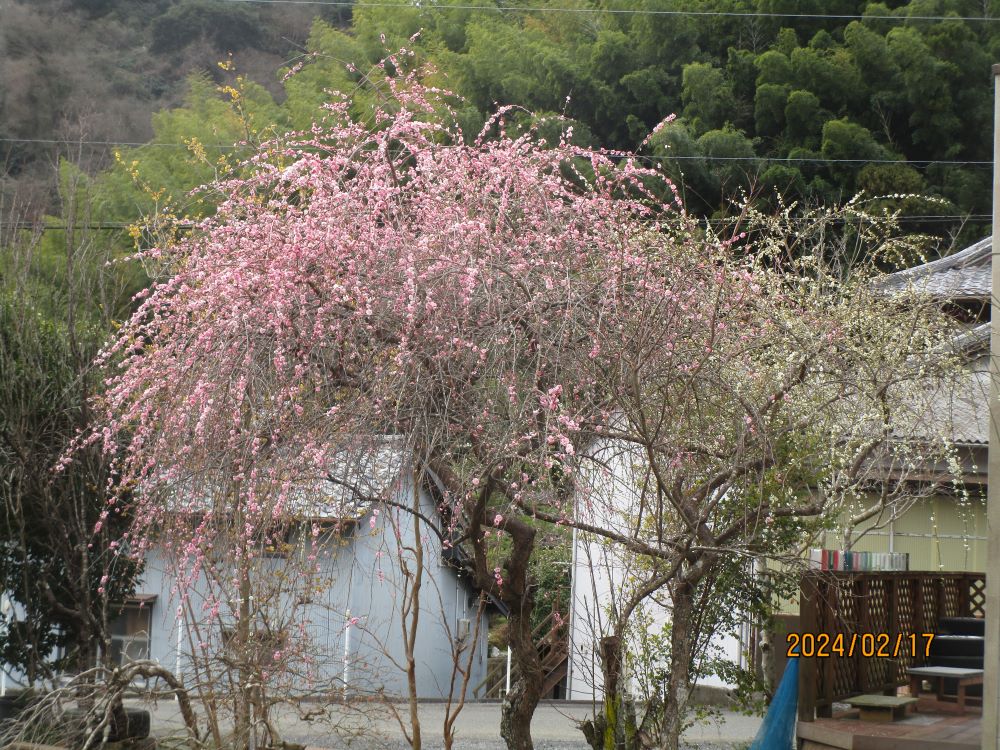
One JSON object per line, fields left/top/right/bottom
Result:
{"left": 919, "top": 357, "right": 989, "bottom": 445}
{"left": 882, "top": 237, "right": 991, "bottom": 299}
{"left": 884, "top": 239, "right": 991, "bottom": 446}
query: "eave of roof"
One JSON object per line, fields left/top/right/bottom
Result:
{"left": 880, "top": 238, "right": 992, "bottom": 448}
{"left": 881, "top": 237, "right": 991, "bottom": 299}
{"left": 950, "top": 322, "right": 991, "bottom": 357}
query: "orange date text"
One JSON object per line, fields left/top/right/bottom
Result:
{"left": 786, "top": 632, "right": 934, "bottom": 659}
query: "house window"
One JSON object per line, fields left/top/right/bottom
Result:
{"left": 260, "top": 524, "right": 296, "bottom": 558}
{"left": 220, "top": 623, "right": 286, "bottom": 666}
{"left": 108, "top": 597, "right": 155, "bottom": 665}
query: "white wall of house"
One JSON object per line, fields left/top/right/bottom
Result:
{"left": 567, "top": 531, "right": 745, "bottom": 701}
{"left": 566, "top": 439, "right": 745, "bottom": 701}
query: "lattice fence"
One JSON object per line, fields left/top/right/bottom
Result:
{"left": 798, "top": 571, "right": 985, "bottom": 721}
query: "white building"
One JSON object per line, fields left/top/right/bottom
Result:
{"left": 566, "top": 439, "right": 747, "bottom": 702}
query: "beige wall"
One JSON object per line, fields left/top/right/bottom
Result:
{"left": 769, "top": 494, "right": 986, "bottom": 616}
{"left": 828, "top": 494, "right": 987, "bottom": 572}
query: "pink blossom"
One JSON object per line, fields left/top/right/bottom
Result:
{"left": 80, "top": 60, "right": 764, "bottom": 688}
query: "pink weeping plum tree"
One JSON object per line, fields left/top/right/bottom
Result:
{"left": 88, "top": 61, "right": 957, "bottom": 750}
{"left": 88, "top": 61, "right": 725, "bottom": 749}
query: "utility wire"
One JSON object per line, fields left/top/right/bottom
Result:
{"left": 1, "top": 137, "right": 993, "bottom": 168}
{"left": 636, "top": 155, "right": 993, "bottom": 167}
{"left": 0, "top": 222, "right": 146, "bottom": 229}
{"left": 1, "top": 215, "right": 990, "bottom": 230}
{"left": 0, "top": 138, "right": 240, "bottom": 150}
{"left": 221, "top": 0, "right": 1000, "bottom": 22}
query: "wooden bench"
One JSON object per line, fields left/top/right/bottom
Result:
{"left": 906, "top": 665, "right": 984, "bottom": 714}
{"left": 843, "top": 694, "right": 917, "bottom": 723}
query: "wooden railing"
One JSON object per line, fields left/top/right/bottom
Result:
{"left": 797, "top": 570, "right": 985, "bottom": 722}
{"left": 474, "top": 610, "right": 569, "bottom": 699}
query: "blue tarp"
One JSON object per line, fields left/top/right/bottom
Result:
{"left": 749, "top": 657, "right": 799, "bottom": 750}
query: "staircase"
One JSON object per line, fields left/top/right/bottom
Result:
{"left": 474, "top": 611, "right": 569, "bottom": 699}
{"left": 927, "top": 616, "right": 985, "bottom": 699}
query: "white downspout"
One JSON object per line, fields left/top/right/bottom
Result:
{"left": 343, "top": 608, "right": 351, "bottom": 698}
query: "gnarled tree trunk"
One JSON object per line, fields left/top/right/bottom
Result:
{"left": 660, "top": 581, "right": 696, "bottom": 750}
{"left": 496, "top": 516, "right": 542, "bottom": 750}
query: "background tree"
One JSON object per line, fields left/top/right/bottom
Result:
{"left": 9, "top": 0, "right": 995, "bottom": 249}
{"left": 0, "top": 164, "right": 142, "bottom": 684}
{"left": 566, "top": 201, "right": 964, "bottom": 750}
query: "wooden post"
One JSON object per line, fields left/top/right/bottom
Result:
{"left": 820, "top": 582, "right": 835, "bottom": 716}
{"left": 914, "top": 576, "right": 925, "bottom": 667}
{"left": 798, "top": 574, "right": 819, "bottom": 722}
{"left": 958, "top": 574, "right": 970, "bottom": 616}
{"left": 934, "top": 577, "right": 945, "bottom": 626}
{"left": 857, "top": 577, "right": 870, "bottom": 695}
{"left": 885, "top": 576, "right": 899, "bottom": 695}
{"left": 982, "top": 61, "right": 1000, "bottom": 750}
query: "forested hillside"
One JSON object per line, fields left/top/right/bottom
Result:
{"left": 3, "top": 0, "right": 1000, "bottom": 243}
{"left": 0, "top": 0, "right": 345, "bottom": 188}
{"left": 348, "top": 0, "right": 999, "bottom": 235}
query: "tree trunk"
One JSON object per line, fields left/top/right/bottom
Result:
{"left": 234, "top": 569, "right": 253, "bottom": 750}
{"left": 405, "top": 488, "right": 424, "bottom": 750}
{"left": 581, "top": 635, "right": 645, "bottom": 750}
{"left": 428, "top": 460, "right": 546, "bottom": 750}
{"left": 499, "top": 592, "right": 543, "bottom": 750}
{"left": 499, "top": 675, "right": 543, "bottom": 750}
{"left": 660, "top": 582, "right": 696, "bottom": 750}
{"left": 600, "top": 635, "right": 624, "bottom": 750}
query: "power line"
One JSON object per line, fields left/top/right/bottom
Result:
{"left": 0, "top": 222, "right": 197, "bottom": 230}
{"left": 1, "top": 137, "right": 993, "bottom": 168}
{"left": 221, "top": 0, "right": 1000, "bottom": 22}
{"left": 0, "top": 138, "right": 240, "bottom": 150}
{"left": 1, "top": 215, "right": 990, "bottom": 231}
{"left": 0, "top": 222, "right": 139, "bottom": 229}
{"left": 637, "top": 155, "right": 993, "bottom": 168}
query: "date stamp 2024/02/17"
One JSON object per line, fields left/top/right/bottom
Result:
{"left": 786, "top": 632, "right": 935, "bottom": 659}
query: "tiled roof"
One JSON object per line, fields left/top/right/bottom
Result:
{"left": 317, "top": 441, "right": 407, "bottom": 515}
{"left": 907, "top": 266, "right": 991, "bottom": 299}
{"left": 161, "top": 440, "right": 406, "bottom": 520}
{"left": 949, "top": 322, "right": 991, "bottom": 356}
{"left": 918, "top": 356, "right": 990, "bottom": 446}
{"left": 884, "top": 239, "right": 991, "bottom": 446}
{"left": 882, "top": 237, "right": 991, "bottom": 299}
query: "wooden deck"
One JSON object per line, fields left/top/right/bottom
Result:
{"left": 798, "top": 699, "right": 980, "bottom": 750}
{"left": 797, "top": 571, "right": 986, "bottom": 721}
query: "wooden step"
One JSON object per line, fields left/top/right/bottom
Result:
{"left": 542, "top": 656, "right": 568, "bottom": 697}
{"left": 938, "top": 616, "right": 985, "bottom": 636}
{"left": 930, "top": 635, "right": 984, "bottom": 658}
{"left": 843, "top": 695, "right": 916, "bottom": 723}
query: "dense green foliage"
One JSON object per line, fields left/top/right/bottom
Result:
{"left": 0, "top": 159, "right": 144, "bottom": 681}
{"left": 0, "top": 297, "right": 139, "bottom": 680}
{"left": 4, "top": 0, "right": 999, "bottom": 243}
{"left": 347, "top": 0, "right": 997, "bottom": 233}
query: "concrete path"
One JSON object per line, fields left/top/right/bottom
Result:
{"left": 141, "top": 699, "right": 760, "bottom": 749}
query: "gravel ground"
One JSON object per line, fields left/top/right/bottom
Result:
{"left": 140, "top": 699, "right": 759, "bottom": 750}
